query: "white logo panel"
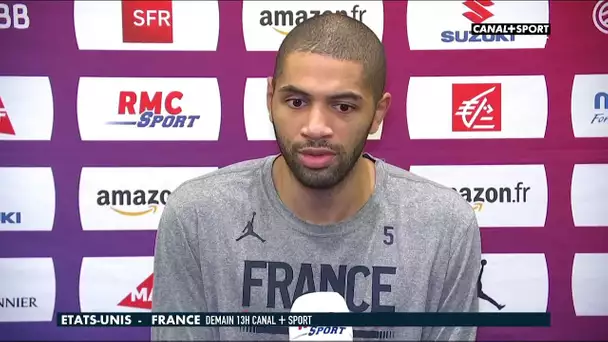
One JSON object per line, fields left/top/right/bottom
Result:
{"left": 0, "top": 168, "right": 55, "bottom": 231}
{"left": 79, "top": 257, "right": 153, "bottom": 312}
{"left": 572, "top": 253, "right": 608, "bottom": 316}
{"left": 407, "top": 75, "right": 548, "bottom": 139}
{"left": 0, "top": 258, "right": 56, "bottom": 322}
{"left": 0, "top": 76, "right": 53, "bottom": 141}
{"left": 79, "top": 167, "right": 216, "bottom": 231}
{"left": 407, "top": 1, "right": 549, "bottom": 50}
{"left": 77, "top": 77, "right": 221, "bottom": 141}
{"left": 242, "top": 1, "right": 384, "bottom": 51}
{"left": 244, "top": 78, "right": 382, "bottom": 140}
{"left": 571, "top": 164, "right": 608, "bottom": 227}
{"left": 409, "top": 165, "right": 548, "bottom": 227}
{"left": 74, "top": 0, "right": 219, "bottom": 51}
{"left": 571, "top": 74, "right": 608, "bottom": 138}
{"left": 478, "top": 254, "right": 548, "bottom": 312}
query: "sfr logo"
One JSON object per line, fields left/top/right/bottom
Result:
{"left": 122, "top": 0, "right": 173, "bottom": 43}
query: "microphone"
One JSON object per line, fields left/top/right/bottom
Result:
{"left": 288, "top": 292, "right": 353, "bottom": 341}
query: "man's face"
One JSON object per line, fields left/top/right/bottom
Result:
{"left": 267, "top": 52, "right": 390, "bottom": 189}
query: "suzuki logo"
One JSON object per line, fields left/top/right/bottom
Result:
{"left": 462, "top": 0, "right": 495, "bottom": 24}
{"left": 0, "top": 212, "right": 21, "bottom": 224}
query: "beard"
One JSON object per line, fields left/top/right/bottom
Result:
{"left": 272, "top": 120, "right": 372, "bottom": 190}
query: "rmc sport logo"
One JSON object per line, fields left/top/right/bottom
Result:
{"left": 259, "top": 5, "right": 367, "bottom": 35}
{"left": 106, "top": 91, "right": 200, "bottom": 128}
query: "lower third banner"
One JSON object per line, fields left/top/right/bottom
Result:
{"left": 57, "top": 312, "right": 551, "bottom": 327}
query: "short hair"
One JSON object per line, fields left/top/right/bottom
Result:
{"left": 272, "top": 12, "right": 387, "bottom": 103}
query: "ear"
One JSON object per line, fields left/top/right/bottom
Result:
{"left": 369, "top": 92, "right": 391, "bottom": 135}
{"left": 266, "top": 77, "right": 274, "bottom": 123}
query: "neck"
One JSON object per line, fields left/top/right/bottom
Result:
{"left": 272, "top": 154, "right": 375, "bottom": 225}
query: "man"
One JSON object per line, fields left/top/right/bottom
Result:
{"left": 152, "top": 13, "right": 481, "bottom": 341}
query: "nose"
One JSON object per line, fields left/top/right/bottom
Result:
{"left": 300, "top": 104, "right": 333, "bottom": 140}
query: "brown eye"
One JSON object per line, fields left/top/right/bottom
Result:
{"left": 337, "top": 104, "right": 353, "bottom": 113}
{"left": 288, "top": 99, "right": 304, "bottom": 108}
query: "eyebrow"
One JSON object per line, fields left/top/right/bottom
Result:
{"left": 277, "top": 85, "right": 363, "bottom": 102}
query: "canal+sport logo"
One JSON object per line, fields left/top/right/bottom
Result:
{"left": 442, "top": 0, "right": 515, "bottom": 44}
{"left": 259, "top": 4, "right": 368, "bottom": 35}
{"left": 106, "top": 90, "right": 200, "bottom": 128}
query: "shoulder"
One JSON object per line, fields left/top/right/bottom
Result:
{"left": 377, "top": 158, "right": 477, "bottom": 238}
{"left": 165, "top": 155, "right": 273, "bottom": 214}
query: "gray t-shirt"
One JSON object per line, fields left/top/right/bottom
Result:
{"left": 151, "top": 154, "right": 481, "bottom": 341}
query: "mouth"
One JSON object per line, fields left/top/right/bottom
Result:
{"left": 299, "top": 147, "right": 336, "bottom": 156}
{"left": 297, "top": 148, "right": 336, "bottom": 169}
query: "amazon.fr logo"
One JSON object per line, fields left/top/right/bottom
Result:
{"left": 452, "top": 182, "right": 531, "bottom": 213}
{"left": 96, "top": 189, "right": 171, "bottom": 216}
{"left": 462, "top": 0, "right": 495, "bottom": 24}
{"left": 259, "top": 6, "right": 368, "bottom": 36}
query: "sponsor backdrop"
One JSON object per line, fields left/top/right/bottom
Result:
{"left": 1, "top": 0, "right": 607, "bottom": 341}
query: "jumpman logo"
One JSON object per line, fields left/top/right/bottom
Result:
{"left": 235, "top": 212, "right": 266, "bottom": 243}
{"left": 477, "top": 259, "right": 505, "bottom": 310}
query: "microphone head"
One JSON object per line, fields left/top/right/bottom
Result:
{"left": 288, "top": 292, "right": 353, "bottom": 341}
